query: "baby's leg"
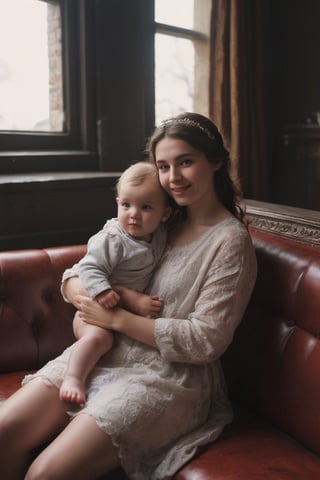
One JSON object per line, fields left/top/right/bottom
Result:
{"left": 60, "top": 316, "right": 113, "bottom": 406}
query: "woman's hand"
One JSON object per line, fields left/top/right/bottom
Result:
{"left": 76, "top": 295, "right": 158, "bottom": 349}
{"left": 77, "top": 295, "right": 119, "bottom": 329}
{"left": 63, "top": 276, "right": 89, "bottom": 309}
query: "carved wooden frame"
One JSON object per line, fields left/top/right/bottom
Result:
{"left": 245, "top": 199, "right": 320, "bottom": 247}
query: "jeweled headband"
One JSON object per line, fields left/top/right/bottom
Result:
{"left": 160, "top": 117, "right": 216, "bottom": 142}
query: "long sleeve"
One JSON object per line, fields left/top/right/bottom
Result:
{"left": 153, "top": 222, "right": 257, "bottom": 364}
{"left": 78, "top": 227, "right": 124, "bottom": 299}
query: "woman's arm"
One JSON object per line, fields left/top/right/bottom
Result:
{"left": 77, "top": 295, "right": 158, "bottom": 348}
{"left": 153, "top": 233, "right": 257, "bottom": 364}
{"left": 62, "top": 276, "right": 89, "bottom": 309}
{"left": 63, "top": 231, "right": 257, "bottom": 364}
{"left": 62, "top": 268, "right": 160, "bottom": 346}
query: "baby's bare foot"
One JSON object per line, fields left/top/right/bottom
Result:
{"left": 60, "top": 376, "right": 86, "bottom": 406}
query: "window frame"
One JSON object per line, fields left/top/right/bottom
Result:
{"left": 154, "top": 0, "right": 211, "bottom": 122}
{"left": 0, "top": 0, "right": 97, "bottom": 174}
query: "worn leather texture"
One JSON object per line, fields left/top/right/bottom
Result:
{"left": 1, "top": 229, "right": 320, "bottom": 479}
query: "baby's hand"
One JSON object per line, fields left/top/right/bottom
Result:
{"left": 96, "top": 289, "right": 120, "bottom": 309}
{"left": 135, "top": 293, "right": 163, "bottom": 318}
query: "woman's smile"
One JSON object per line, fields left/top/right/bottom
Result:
{"left": 170, "top": 184, "right": 191, "bottom": 196}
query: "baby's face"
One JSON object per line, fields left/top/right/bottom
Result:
{"left": 116, "top": 179, "right": 171, "bottom": 241}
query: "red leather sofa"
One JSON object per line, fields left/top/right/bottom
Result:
{"left": 1, "top": 225, "right": 320, "bottom": 479}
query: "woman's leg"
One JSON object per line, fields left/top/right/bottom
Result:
{"left": 0, "top": 378, "right": 70, "bottom": 480}
{"left": 25, "top": 413, "right": 120, "bottom": 480}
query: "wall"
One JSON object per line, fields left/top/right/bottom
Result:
{"left": 0, "top": 173, "right": 118, "bottom": 250}
{"left": 268, "top": 0, "right": 320, "bottom": 211}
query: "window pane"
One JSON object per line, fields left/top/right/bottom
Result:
{"left": 0, "top": 0, "right": 63, "bottom": 132}
{"left": 155, "top": 0, "right": 194, "bottom": 29}
{"left": 155, "top": 34, "right": 194, "bottom": 124}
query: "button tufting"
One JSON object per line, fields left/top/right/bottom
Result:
{"left": 31, "top": 321, "right": 40, "bottom": 335}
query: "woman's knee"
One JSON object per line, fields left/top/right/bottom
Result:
{"left": 25, "top": 414, "right": 119, "bottom": 480}
{"left": 25, "top": 460, "right": 58, "bottom": 480}
{"left": 0, "top": 381, "right": 69, "bottom": 452}
{"left": 0, "top": 406, "right": 17, "bottom": 446}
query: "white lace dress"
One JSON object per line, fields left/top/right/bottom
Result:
{"left": 23, "top": 216, "right": 257, "bottom": 480}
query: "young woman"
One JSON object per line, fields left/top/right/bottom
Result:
{"left": 0, "top": 112, "right": 257, "bottom": 480}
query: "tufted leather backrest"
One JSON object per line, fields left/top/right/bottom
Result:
{"left": 223, "top": 228, "right": 320, "bottom": 456}
{"left": 0, "top": 244, "right": 86, "bottom": 372}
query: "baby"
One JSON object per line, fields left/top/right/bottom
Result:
{"left": 60, "top": 162, "right": 171, "bottom": 405}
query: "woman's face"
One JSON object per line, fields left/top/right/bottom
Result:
{"left": 154, "top": 137, "right": 220, "bottom": 208}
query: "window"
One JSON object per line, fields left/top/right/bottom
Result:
{"left": 154, "top": 0, "right": 211, "bottom": 124}
{"left": 0, "top": 1, "right": 63, "bottom": 132}
{"left": 0, "top": 1, "right": 211, "bottom": 175}
{"left": 0, "top": 0, "right": 96, "bottom": 173}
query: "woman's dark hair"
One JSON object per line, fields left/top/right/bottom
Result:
{"left": 147, "top": 112, "right": 245, "bottom": 223}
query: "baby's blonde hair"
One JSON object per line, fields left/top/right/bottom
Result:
{"left": 116, "top": 161, "right": 160, "bottom": 195}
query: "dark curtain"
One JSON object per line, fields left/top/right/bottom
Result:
{"left": 209, "top": 0, "right": 269, "bottom": 200}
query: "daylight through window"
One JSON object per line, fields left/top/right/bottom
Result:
{"left": 0, "top": 0, "right": 63, "bottom": 132}
{"left": 154, "top": 0, "right": 211, "bottom": 125}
